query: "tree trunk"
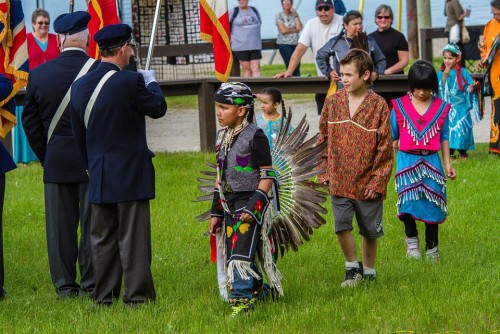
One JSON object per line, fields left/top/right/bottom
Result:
{"left": 407, "top": 0, "right": 419, "bottom": 59}
{"left": 416, "top": 0, "right": 432, "bottom": 58}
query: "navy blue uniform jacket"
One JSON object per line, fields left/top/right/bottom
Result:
{"left": 0, "top": 74, "right": 16, "bottom": 175}
{"left": 23, "top": 50, "right": 99, "bottom": 183}
{"left": 70, "top": 62, "right": 167, "bottom": 204}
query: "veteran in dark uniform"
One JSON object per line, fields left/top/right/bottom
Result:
{"left": 22, "top": 11, "right": 98, "bottom": 298}
{"left": 0, "top": 74, "right": 17, "bottom": 300}
{"left": 70, "top": 24, "right": 167, "bottom": 305}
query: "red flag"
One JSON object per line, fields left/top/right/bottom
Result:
{"left": 0, "top": 0, "right": 28, "bottom": 138}
{"left": 87, "top": 0, "right": 120, "bottom": 59}
{"left": 199, "top": 0, "right": 232, "bottom": 82}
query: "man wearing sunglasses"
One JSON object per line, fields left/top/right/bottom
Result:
{"left": 70, "top": 24, "right": 167, "bottom": 306}
{"left": 275, "top": 0, "right": 343, "bottom": 114}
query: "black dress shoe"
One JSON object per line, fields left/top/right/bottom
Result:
{"left": 56, "top": 289, "right": 79, "bottom": 299}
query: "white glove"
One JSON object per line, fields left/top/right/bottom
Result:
{"left": 137, "top": 69, "right": 157, "bottom": 86}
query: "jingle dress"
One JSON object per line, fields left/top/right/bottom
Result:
{"left": 437, "top": 67, "right": 480, "bottom": 152}
{"left": 391, "top": 95, "right": 451, "bottom": 224}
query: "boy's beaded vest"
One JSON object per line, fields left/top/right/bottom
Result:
{"left": 216, "top": 123, "right": 261, "bottom": 193}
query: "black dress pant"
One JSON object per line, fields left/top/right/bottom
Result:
{"left": 0, "top": 174, "right": 5, "bottom": 298}
{"left": 44, "top": 182, "right": 93, "bottom": 297}
{"left": 90, "top": 200, "right": 155, "bottom": 304}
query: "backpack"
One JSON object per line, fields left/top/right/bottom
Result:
{"left": 229, "top": 6, "right": 261, "bottom": 30}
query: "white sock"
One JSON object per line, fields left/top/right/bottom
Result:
{"left": 364, "top": 267, "right": 376, "bottom": 276}
{"left": 426, "top": 246, "right": 438, "bottom": 254}
{"left": 345, "top": 261, "right": 359, "bottom": 269}
{"left": 406, "top": 237, "right": 419, "bottom": 250}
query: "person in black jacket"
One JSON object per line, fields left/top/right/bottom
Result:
{"left": 70, "top": 24, "right": 167, "bottom": 306}
{"left": 23, "top": 11, "right": 98, "bottom": 299}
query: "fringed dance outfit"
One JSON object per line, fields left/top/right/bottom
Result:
{"left": 211, "top": 123, "right": 282, "bottom": 304}
{"left": 438, "top": 67, "right": 481, "bottom": 153}
{"left": 391, "top": 95, "right": 451, "bottom": 224}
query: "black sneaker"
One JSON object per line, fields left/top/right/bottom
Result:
{"left": 340, "top": 261, "right": 363, "bottom": 288}
{"left": 363, "top": 273, "right": 376, "bottom": 282}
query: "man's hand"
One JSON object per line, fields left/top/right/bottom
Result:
{"left": 137, "top": 69, "right": 157, "bottom": 86}
{"left": 275, "top": 71, "right": 292, "bottom": 78}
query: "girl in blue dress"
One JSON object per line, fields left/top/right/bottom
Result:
{"left": 391, "top": 60, "right": 456, "bottom": 262}
{"left": 438, "top": 43, "right": 481, "bottom": 159}
{"left": 256, "top": 87, "right": 293, "bottom": 150}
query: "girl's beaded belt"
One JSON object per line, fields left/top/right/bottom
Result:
{"left": 402, "top": 149, "right": 438, "bottom": 156}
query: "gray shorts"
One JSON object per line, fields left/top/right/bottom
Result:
{"left": 330, "top": 195, "right": 384, "bottom": 239}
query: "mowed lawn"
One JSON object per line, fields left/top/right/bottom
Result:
{"left": 0, "top": 146, "right": 498, "bottom": 333}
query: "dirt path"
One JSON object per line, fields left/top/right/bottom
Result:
{"left": 146, "top": 98, "right": 492, "bottom": 153}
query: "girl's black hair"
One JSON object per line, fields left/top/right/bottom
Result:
{"left": 408, "top": 60, "right": 439, "bottom": 94}
{"left": 260, "top": 87, "right": 286, "bottom": 117}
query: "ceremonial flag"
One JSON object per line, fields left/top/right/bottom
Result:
{"left": 87, "top": 0, "right": 120, "bottom": 59}
{"left": 0, "top": 0, "right": 28, "bottom": 138}
{"left": 200, "top": 0, "right": 232, "bottom": 82}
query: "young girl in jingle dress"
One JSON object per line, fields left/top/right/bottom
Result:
{"left": 438, "top": 43, "right": 480, "bottom": 159}
{"left": 391, "top": 60, "right": 456, "bottom": 262}
{"left": 256, "top": 87, "right": 293, "bottom": 150}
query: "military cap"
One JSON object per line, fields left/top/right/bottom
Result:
{"left": 94, "top": 24, "right": 132, "bottom": 50}
{"left": 53, "top": 11, "right": 91, "bottom": 35}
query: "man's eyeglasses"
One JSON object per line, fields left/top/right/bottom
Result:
{"left": 36, "top": 21, "right": 49, "bottom": 25}
{"left": 317, "top": 6, "right": 332, "bottom": 12}
{"left": 377, "top": 16, "right": 391, "bottom": 20}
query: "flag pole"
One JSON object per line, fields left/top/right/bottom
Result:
{"left": 145, "top": 0, "right": 162, "bottom": 70}
{"left": 69, "top": 0, "right": 75, "bottom": 13}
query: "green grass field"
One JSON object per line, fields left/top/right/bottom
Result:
{"left": 1, "top": 146, "right": 498, "bottom": 333}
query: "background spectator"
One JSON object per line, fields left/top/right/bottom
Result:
{"left": 13, "top": 9, "right": 60, "bottom": 164}
{"left": 370, "top": 5, "right": 408, "bottom": 75}
{"left": 275, "top": 0, "right": 344, "bottom": 114}
{"left": 444, "top": 0, "right": 470, "bottom": 66}
{"left": 478, "top": 0, "right": 500, "bottom": 155}
{"left": 316, "top": 10, "right": 386, "bottom": 90}
{"left": 26, "top": 8, "right": 60, "bottom": 68}
{"left": 334, "top": 0, "right": 347, "bottom": 15}
{"left": 369, "top": 4, "right": 409, "bottom": 107}
{"left": 276, "top": 0, "right": 303, "bottom": 76}
{"left": 229, "top": 0, "right": 262, "bottom": 77}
